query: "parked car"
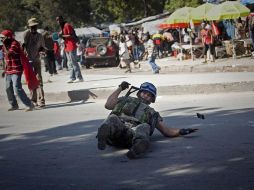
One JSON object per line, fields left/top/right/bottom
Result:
{"left": 84, "top": 37, "right": 119, "bottom": 68}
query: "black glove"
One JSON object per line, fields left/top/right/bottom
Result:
{"left": 119, "top": 81, "right": 130, "bottom": 91}
{"left": 179, "top": 128, "right": 198, "bottom": 136}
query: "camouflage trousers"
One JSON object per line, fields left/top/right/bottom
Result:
{"left": 100, "top": 114, "right": 150, "bottom": 151}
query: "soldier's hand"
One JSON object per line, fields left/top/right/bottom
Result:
{"left": 179, "top": 128, "right": 198, "bottom": 136}
{"left": 1, "top": 71, "right": 5, "bottom": 78}
{"left": 119, "top": 81, "right": 130, "bottom": 91}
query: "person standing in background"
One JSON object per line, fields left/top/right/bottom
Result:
{"left": 163, "top": 29, "right": 174, "bottom": 56}
{"left": 56, "top": 16, "right": 83, "bottom": 83}
{"left": 76, "top": 41, "right": 85, "bottom": 68}
{"left": 52, "top": 32, "right": 63, "bottom": 71}
{"left": 23, "top": 18, "right": 46, "bottom": 108}
{"left": 0, "top": 43, "right": 4, "bottom": 69}
{"left": 144, "top": 35, "right": 160, "bottom": 74}
{"left": 152, "top": 31, "right": 164, "bottom": 58}
{"left": 248, "top": 15, "right": 254, "bottom": 51}
{"left": 235, "top": 17, "right": 246, "bottom": 39}
{"left": 60, "top": 39, "right": 68, "bottom": 70}
{"left": 202, "top": 24, "right": 215, "bottom": 63}
{"left": 1, "top": 30, "right": 34, "bottom": 111}
{"left": 119, "top": 36, "right": 131, "bottom": 73}
{"left": 42, "top": 26, "right": 57, "bottom": 76}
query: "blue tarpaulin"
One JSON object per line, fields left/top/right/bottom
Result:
{"left": 206, "top": 0, "right": 221, "bottom": 4}
{"left": 240, "top": 0, "right": 254, "bottom": 5}
{"left": 223, "top": 20, "right": 235, "bottom": 40}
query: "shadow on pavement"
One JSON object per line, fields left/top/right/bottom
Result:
{"left": 68, "top": 89, "right": 98, "bottom": 102}
{"left": 0, "top": 107, "right": 254, "bottom": 190}
{"left": 42, "top": 101, "right": 95, "bottom": 110}
{"left": 67, "top": 86, "right": 116, "bottom": 102}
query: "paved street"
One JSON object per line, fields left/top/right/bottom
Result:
{"left": 0, "top": 55, "right": 254, "bottom": 189}
{"left": 0, "top": 92, "right": 254, "bottom": 190}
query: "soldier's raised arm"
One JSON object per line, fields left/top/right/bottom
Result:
{"left": 105, "top": 81, "right": 130, "bottom": 110}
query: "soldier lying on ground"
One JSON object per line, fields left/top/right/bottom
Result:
{"left": 97, "top": 81, "right": 198, "bottom": 159}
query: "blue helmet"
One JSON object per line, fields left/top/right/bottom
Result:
{"left": 138, "top": 82, "right": 157, "bottom": 103}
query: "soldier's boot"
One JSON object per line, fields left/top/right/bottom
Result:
{"left": 126, "top": 140, "right": 149, "bottom": 159}
{"left": 97, "top": 124, "right": 110, "bottom": 150}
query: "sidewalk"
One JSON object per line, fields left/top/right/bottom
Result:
{"left": 0, "top": 56, "right": 254, "bottom": 103}
{"left": 140, "top": 55, "right": 254, "bottom": 73}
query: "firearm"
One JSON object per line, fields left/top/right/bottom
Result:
{"left": 125, "top": 86, "right": 140, "bottom": 97}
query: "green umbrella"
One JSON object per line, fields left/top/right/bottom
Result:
{"left": 191, "top": 3, "right": 216, "bottom": 21}
{"left": 206, "top": 1, "right": 250, "bottom": 21}
{"left": 163, "top": 7, "right": 198, "bottom": 61}
{"left": 165, "top": 7, "right": 195, "bottom": 24}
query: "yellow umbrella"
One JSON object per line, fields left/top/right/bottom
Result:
{"left": 165, "top": 7, "right": 195, "bottom": 24}
{"left": 206, "top": 1, "right": 250, "bottom": 21}
{"left": 191, "top": 3, "right": 216, "bottom": 21}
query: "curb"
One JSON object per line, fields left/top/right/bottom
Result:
{"left": 140, "top": 64, "right": 254, "bottom": 73}
{"left": 42, "top": 81, "right": 254, "bottom": 102}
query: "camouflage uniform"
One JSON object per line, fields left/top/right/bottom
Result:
{"left": 98, "top": 96, "right": 162, "bottom": 158}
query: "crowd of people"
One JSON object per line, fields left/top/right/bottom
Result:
{"left": 0, "top": 16, "right": 84, "bottom": 111}
{"left": 114, "top": 28, "right": 164, "bottom": 74}
{"left": 110, "top": 15, "right": 254, "bottom": 66}
{"left": 1, "top": 14, "right": 254, "bottom": 111}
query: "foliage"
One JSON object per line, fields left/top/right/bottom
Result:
{"left": 0, "top": 0, "right": 91, "bottom": 31}
{"left": 90, "top": 0, "right": 114, "bottom": 25}
{"left": 94, "top": 0, "right": 166, "bottom": 24}
{"left": 0, "top": 0, "right": 27, "bottom": 31}
{"left": 0, "top": 0, "right": 206, "bottom": 32}
{"left": 165, "top": 0, "right": 203, "bottom": 12}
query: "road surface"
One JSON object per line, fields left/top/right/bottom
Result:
{"left": 0, "top": 92, "right": 253, "bottom": 190}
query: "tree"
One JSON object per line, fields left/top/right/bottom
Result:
{"left": 0, "top": 0, "right": 28, "bottom": 31}
{"left": 0, "top": 0, "right": 169, "bottom": 32}
{"left": 164, "top": 0, "right": 203, "bottom": 12}
{"left": 105, "top": 0, "right": 166, "bottom": 23}
{"left": 0, "top": 0, "right": 92, "bottom": 32}
{"left": 90, "top": 0, "right": 115, "bottom": 24}
{"left": 22, "top": 0, "right": 91, "bottom": 30}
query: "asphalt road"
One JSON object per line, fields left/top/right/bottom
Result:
{"left": 0, "top": 92, "right": 254, "bottom": 190}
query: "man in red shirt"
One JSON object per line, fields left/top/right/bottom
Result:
{"left": 0, "top": 30, "right": 34, "bottom": 111}
{"left": 56, "top": 16, "right": 83, "bottom": 83}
